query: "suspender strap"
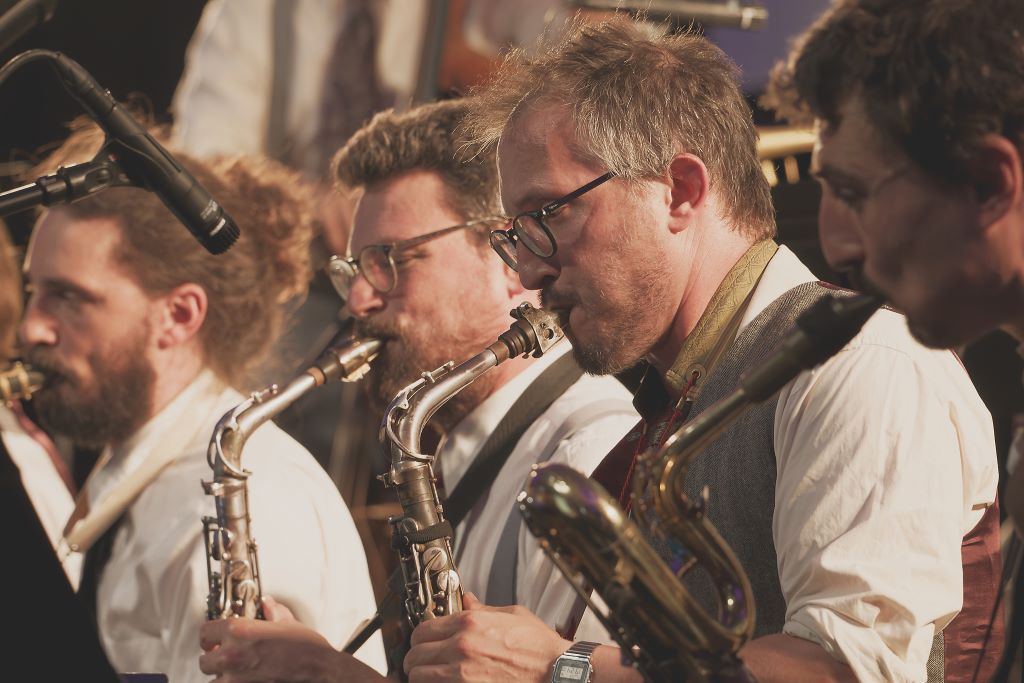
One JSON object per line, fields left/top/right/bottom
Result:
{"left": 443, "top": 352, "right": 584, "bottom": 528}
{"left": 484, "top": 398, "right": 635, "bottom": 606}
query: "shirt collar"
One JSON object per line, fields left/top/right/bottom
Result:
{"left": 88, "top": 369, "right": 226, "bottom": 505}
{"left": 635, "top": 244, "right": 818, "bottom": 423}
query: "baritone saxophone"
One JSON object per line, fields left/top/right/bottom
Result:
{"left": 380, "top": 302, "right": 563, "bottom": 625}
{"left": 519, "top": 293, "right": 882, "bottom": 683}
{"left": 202, "top": 323, "right": 381, "bottom": 620}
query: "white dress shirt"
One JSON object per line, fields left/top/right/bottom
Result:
{"left": 171, "top": 0, "right": 576, "bottom": 166}
{"left": 1, "top": 405, "right": 81, "bottom": 586}
{"left": 440, "top": 342, "right": 639, "bottom": 631}
{"left": 82, "top": 370, "right": 386, "bottom": 682}
{"left": 172, "top": 0, "right": 425, "bottom": 164}
{"left": 575, "top": 246, "right": 998, "bottom": 682}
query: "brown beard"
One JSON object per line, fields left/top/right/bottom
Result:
{"left": 356, "top": 317, "right": 501, "bottom": 432}
{"left": 25, "top": 331, "right": 156, "bottom": 449}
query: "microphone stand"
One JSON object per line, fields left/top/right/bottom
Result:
{"left": 0, "top": 156, "right": 130, "bottom": 216}
{"left": 0, "top": 0, "right": 57, "bottom": 55}
{"left": 573, "top": 0, "right": 767, "bottom": 30}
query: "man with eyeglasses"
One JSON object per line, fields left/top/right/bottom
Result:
{"left": 198, "top": 99, "right": 639, "bottom": 682}
{"left": 390, "top": 19, "right": 1002, "bottom": 683}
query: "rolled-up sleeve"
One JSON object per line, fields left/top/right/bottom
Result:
{"left": 772, "top": 318, "right": 997, "bottom": 682}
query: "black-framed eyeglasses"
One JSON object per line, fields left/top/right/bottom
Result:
{"left": 327, "top": 217, "right": 505, "bottom": 300}
{"left": 489, "top": 171, "right": 615, "bottom": 271}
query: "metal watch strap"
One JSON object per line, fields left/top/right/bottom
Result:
{"left": 551, "top": 640, "right": 600, "bottom": 683}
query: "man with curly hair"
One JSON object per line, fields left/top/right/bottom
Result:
{"left": 765, "top": 2, "right": 1024, "bottom": 677}
{"left": 19, "top": 128, "right": 386, "bottom": 681}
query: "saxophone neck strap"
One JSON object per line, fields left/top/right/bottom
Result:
{"left": 442, "top": 350, "right": 585, "bottom": 528}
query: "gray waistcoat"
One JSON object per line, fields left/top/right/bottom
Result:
{"left": 668, "top": 281, "right": 944, "bottom": 681}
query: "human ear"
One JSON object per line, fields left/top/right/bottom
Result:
{"left": 969, "top": 134, "right": 1023, "bottom": 228}
{"left": 666, "top": 153, "right": 710, "bottom": 232}
{"left": 154, "top": 282, "right": 208, "bottom": 349}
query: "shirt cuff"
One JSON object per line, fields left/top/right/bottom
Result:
{"left": 784, "top": 606, "right": 935, "bottom": 683}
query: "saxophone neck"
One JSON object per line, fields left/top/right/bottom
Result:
{"left": 209, "top": 329, "right": 382, "bottom": 477}
{"left": 383, "top": 302, "right": 566, "bottom": 464}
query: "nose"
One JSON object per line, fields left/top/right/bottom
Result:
{"left": 818, "top": 197, "right": 867, "bottom": 277}
{"left": 19, "top": 295, "right": 58, "bottom": 348}
{"left": 344, "top": 273, "right": 385, "bottom": 319}
{"left": 515, "top": 245, "right": 560, "bottom": 291}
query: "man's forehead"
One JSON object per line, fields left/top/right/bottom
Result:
{"left": 348, "top": 173, "right": 462, "bottom": 252}
{"left": 24, "top": 210, "right": 131, "bottom": 300}
{"left": 27, "top": 210, "right": 120, "bottom": 271}
{"left": 496, "top": 105, "right": 594, "bottom": 206}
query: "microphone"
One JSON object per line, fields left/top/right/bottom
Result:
{"left": 47, "top": 52, "right": 239, "bottom": 254}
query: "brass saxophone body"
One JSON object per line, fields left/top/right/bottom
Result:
{"left": 202, "top": 325, "right": 381, "bottom": 620}
{"left": 0, "top": 361, "right": 44, "bottom": 405}
{"left": 381, "top": 302, "right": 563, "bottom": 625}
{"left": 519, "top": 294, "right": 882, "bottom": 683}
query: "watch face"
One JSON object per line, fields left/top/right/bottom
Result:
{"left": 553, "top": 658, "right": 592, "bottom": 683}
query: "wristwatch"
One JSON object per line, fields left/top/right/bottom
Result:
{"left": 551, "top": 640, "right": 600, "bottom": 683}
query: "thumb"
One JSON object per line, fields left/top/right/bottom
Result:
{"left": 462, "top": 592, "right": 485, "bottom": 610}
{"left": 261, "top": 595, "right": 297, "bottom": 622}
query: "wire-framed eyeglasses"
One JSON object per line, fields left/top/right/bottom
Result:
{"left": 327, "top": 217, "right": 506, "bottom": 300}
{"left": 489, "top": 171, "right": 615, "bottom": 271}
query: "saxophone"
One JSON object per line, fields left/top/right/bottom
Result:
{"left": 519, "top": 293, "right": 882, "bottom": 683}
{"left": 380, "top": 302, "right": 563, "bottom": 625}
{"left": 202, "top": 323, "right": 381, "bottom": 620}
{"left": 0, "top": 361, "right": 44, "bottom": 405}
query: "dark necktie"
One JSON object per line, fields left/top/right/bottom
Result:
{"left": 312, "top": 0, "right": 396, "bottom": 177}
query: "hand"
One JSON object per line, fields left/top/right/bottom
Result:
{"left": 404, "top": 593, "right": 571, "bottom": 682}
{"left": 199, "top": 597, "right": 385, "bottom": 683}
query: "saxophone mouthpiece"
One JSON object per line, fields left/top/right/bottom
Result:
{"left": 309, "top": 319, "right": 383, "bottom": 385}
{"left": 0, "top": 361, "right": 45, "bottom": 406}
{"left": 491, "top": 303, "right": 565, "bottom": 362}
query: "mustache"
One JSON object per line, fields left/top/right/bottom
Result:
{"left": 354, "top": 318, "right": 403, "bottom": 341}
{"left": 23, "top": 346, "right": 71, "bottom": 380}
{"left": 540, "top": 288, "right": 579, "bottom": 311}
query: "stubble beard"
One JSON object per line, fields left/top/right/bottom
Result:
{"left": 545, "top": 248, "right": 673, "bottom": 377}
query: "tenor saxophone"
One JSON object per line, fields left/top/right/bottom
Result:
{"left": 202, "top": 323, "right": 381, "bottom": 620}
{"left": 381, "top": 302, "right": 563, "bottom": 625}
{"left": 519, "top": 293, "right": 882, "bottom": 683}
{"left": 0, "top": 361, "right": 44, "bottom": 405}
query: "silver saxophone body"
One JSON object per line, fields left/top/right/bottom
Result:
{"left": 202, "top": 326, "right": 381, "bottom": 620}
{"left": 519, "top": 293, "right": 882, "bottom": 682}
{"left": 380, "top": 302, "right": 563, "bottom": 626}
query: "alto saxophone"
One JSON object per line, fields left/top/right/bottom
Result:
{"left": 0, "top": 361, "right": 44, "bottom": 405}
{"left": 381, "top": 302, "right": 563, "bottom": 625}
{"left": 202, "top": 324, "right": 381, "bottom": 620}
{"left": 519, "top": 293, "right": 882, "bottom": 683}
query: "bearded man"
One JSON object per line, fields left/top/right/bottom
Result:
{"left": 198, "top": 99, "right": 639, "bottom": 682}
{"left": 20, "top": 133, "right": 386, "bottom": 681}
{"left": 388, "top": 18, "right": 1002, "bottom": 683}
